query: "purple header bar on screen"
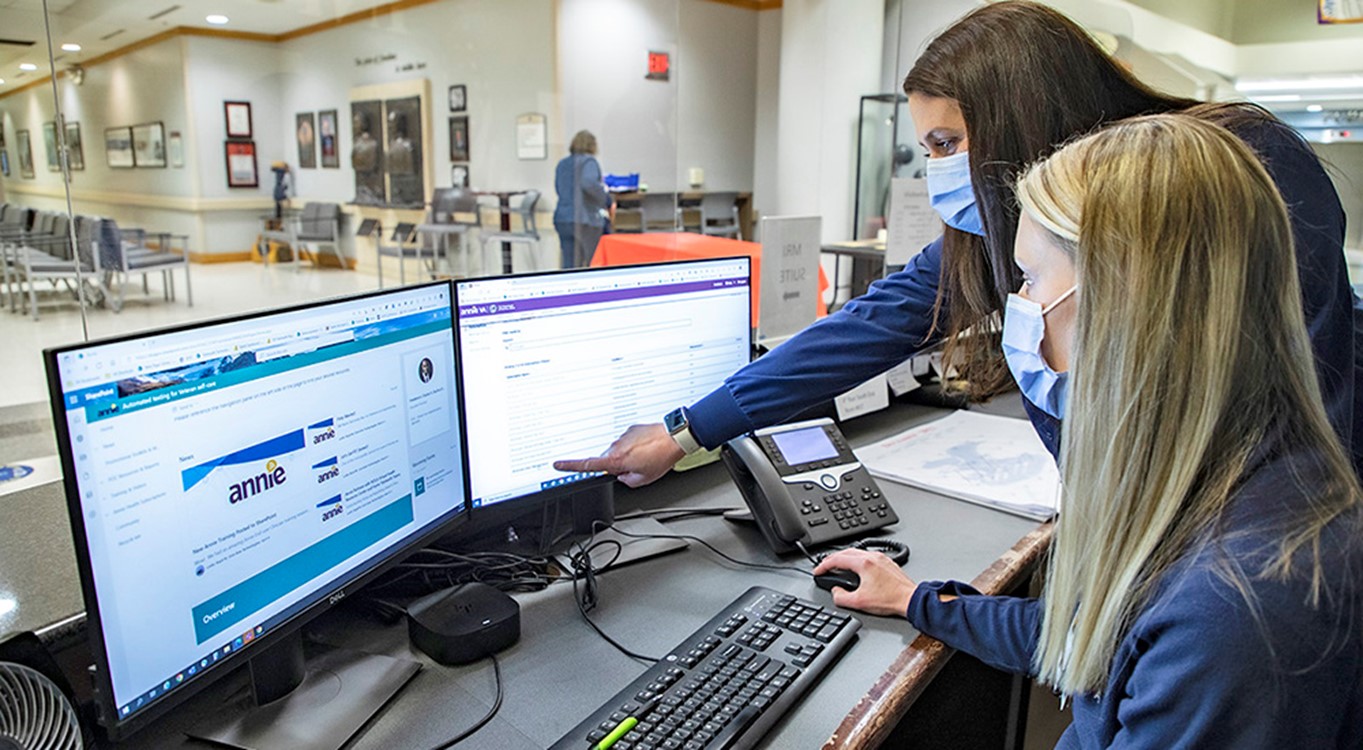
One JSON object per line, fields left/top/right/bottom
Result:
{"left": 458, "top": 276, "right": 749, "bottom": 319}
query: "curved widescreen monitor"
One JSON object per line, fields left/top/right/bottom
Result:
{"left": 455, "top": 257, "right": 752, "bottom": 509}
{"left": 45, "top": 281, "right": 469, "bottom": 738}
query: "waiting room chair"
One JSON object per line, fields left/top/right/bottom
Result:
{"left": 416, "top": 187, "right": 482, "bottom": 277}
{"left": 373, "top": 222, "right": 438, "bottom": 288}
{"left": 699, "top": 192, "right": 741, "bottom": 239}
{"left": 640, "top": 193, "right": 681, "bottom": 233}
{"left": 11, "top": 214, "right": 106, "bottom": 320}
{"left": 479, "top": 190, "right": 542, "bottom": 274}
{"left": 97, "top": 218, "right": 193, "bottom": 312}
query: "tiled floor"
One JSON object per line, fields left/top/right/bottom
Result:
{"left": 2, "top": 262, "right": 378, "bottom": 410}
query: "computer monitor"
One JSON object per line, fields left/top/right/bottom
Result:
{"left": 46, "top": 282, "right": 468, "bottom": 744}
{"left": 454, "top": 257, "right": 752, "bottom": 518}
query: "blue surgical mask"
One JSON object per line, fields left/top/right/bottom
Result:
{"left": 924, "top": 151, "right": 985, "bottom": 236}
{"left": 1002, "top": 286, "right": 1077, "bottom": 418}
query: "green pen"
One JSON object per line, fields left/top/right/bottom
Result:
{"left": 593, "top": 716, "right": 638, "bottom": 750}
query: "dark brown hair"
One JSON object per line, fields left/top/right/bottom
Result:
{"left": 904, "top": 0, "right": 1200, "bottom": 398}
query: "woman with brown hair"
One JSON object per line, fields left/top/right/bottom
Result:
{"left": 555, "top": 2, "right": 1359, "bottom": 489}
{"left": 817, "top": 114, "right": 1363, "bottom": 747}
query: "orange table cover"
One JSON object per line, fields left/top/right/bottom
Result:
{"left": 591, "top": 232, "right": 829, "bottom": 326}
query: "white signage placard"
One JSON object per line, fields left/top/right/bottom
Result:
{"left": 759, "top": 215, "right": 822, "bottom": 340}
{"left": 834, "top": 373, "right": 889, "bottom": 420}
{"left": 885, "top": 357, "right": 922, "bottom": 396}
{"left": 887, "top": 177, "right": 940, "bottom": 266}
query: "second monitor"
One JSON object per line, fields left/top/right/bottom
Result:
{"left": 454, "top": 257, "right": 752, "bottom": 511}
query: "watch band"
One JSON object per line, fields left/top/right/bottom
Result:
{"left": 665, "top": 407, "right": 703, "bottom": 455}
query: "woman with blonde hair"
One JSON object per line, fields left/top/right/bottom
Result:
{"left": 816, "top": 115, "right": 1363, "bottom": 747}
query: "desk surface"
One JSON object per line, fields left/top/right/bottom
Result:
{"left": 4, "top": 401, "right": 1049, "bottom": 748}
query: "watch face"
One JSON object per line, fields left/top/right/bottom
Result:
{"left": 665, "top": 408, "right": 685, "bottom": 433}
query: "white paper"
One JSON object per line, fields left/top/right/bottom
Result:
{"left": 759, "top": 216, "right": 821, "bottom": 340}
{"left": 910, "top": 354, "right": 933, "bottom": 377}
{"left": 886, "top": 177, "right": 940, "bottom": 266}
{"left": 834, "top": 373, "right": 889, "bottom": 420}
{"left": 516, "top": 113, "right": 547, "bottom": 160}
{"left": 885, "top": 358, "right": 921, "bottom": 396}
{"left": 857, "top": 411, "right": 1060, "bottom": 520}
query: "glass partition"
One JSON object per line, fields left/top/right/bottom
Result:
{"left": 1, "top": 0, "right": 739, "bottom": 411}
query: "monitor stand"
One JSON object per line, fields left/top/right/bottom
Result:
{"left": 186, "top": 629, "right": 419, "bottom": 750}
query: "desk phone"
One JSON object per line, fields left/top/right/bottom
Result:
{"left": 722, "top": 417, "right": 898, "bottom": 554}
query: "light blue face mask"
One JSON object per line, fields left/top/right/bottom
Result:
{"left": 924, "top": 151, "right": 985, "bottom": 236}
{"left": 1002, "top": 286, "right": 1077, "bottom": 418}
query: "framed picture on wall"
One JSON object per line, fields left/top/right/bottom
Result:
{"left": 17, "top": 129, "right": 34, "bottom": 178}
{"left": 296, "top": 112, "right": 317, "bottom": 169}
{"left": 43, "top": 122, "right": 59, "bottom": 171}
{"left": 132, "top": 122, "right": 167, "bottom": 168}
{"left": 448, "top": 84, "right": 466, "bottom": 113}
{"left": 1, "top": 150, "right": 9, "bottom": 177}
{"left": 104, "top": 127, "right": 134, "bottom": 168}
{"left": 65, "top": 122, "right": 85, "bottom": 171}
{"left": 318, "top": 109, "right": 339, "bottom": 168}
{"left": 449, "top": 115, "right": 469, "bottom": 161}
{"left": 1319, "top": 0, "right": 1363, "bottom": 23}
{"left": 168, "top": 131, "right": 184, "bottom": 168}
{"left": 225, "top": 140, "right": 259, "bottom": 188}
{"left": 450, "top": 163, "right": 469, "bottom": 188}
{"left": 224, "top": 101, "right": 252, "bottom": 138}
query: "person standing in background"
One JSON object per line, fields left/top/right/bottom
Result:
{"left": 553, "top": 130, "right": 610, "bottom": 269}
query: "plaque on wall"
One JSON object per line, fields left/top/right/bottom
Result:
{"left": 351, "top": 100, "right": 386, "bottom": 205}
{"left": 319, "top": 110, "right": 339, "bottom": 168}
{"left": 385, "top": 95, "right": 423, "bottom": 207}
{"left": 43, "top": 122, "right": 59, "bottom": 171}
{"left": 16, "top": 130, "right": 34, "bottom": 178}
{"left": 297, "top": 112, "right": 317, "bottom": 169}
{"left": 65, "top": 122, "right": 85, "bottom": 171}
{"left": 132, "top": 122, "right": 167, "bottom": 168}
{"left": 104, "top": 127, "right": 133, "bottom": 168}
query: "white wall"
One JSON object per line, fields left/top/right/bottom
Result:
{"left": 751, "top": 9, "right": 781, "bottom": 219}
{"left": 677, "top": 1, "right": 758, "bottom": 191}
{"left": 276, "top": 0, "right": 557, "bottom": 202}
{"left": 0, "top": 36, "right": 205, "bottom": 246}
{"left": 775, "top": 0, "right": 884, "bottom": 242}
{"left": 559, "top": 0, "right": 682, "bottom": 191}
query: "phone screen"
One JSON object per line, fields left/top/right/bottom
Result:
{"left": 770, "top": 426, "right": 838, "bottom": 466}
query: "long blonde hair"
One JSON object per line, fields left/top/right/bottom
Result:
{"left": 1017, "top": 114, "right": 1362, "bottom": 695}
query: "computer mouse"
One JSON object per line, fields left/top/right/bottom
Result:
{"left": 813, "top": 568, "right": 860, "bottom": 592}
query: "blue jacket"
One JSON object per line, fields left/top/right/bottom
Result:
{"left": 554, "top": 154, "right": 609, "bottom": 228}
{"left": 686, "top": 117, "right": 1363, "bottom": 476}
{"left": 906, "top": 434, "right": 1363, "bottom": 748}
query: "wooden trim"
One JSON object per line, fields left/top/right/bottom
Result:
{"left": 189, "top": 250, "right": 253, "bottom": 263}
{"left": 4, "top": 183, "right": 273, "bottom": 212}
{"left": 278, "top": 0, "right": 445, "bottom": 41}
{"left": 822, "top": 522, "right": 1056, "bottom": 750}
{"left": 698, "top": 0, "right": 781, "bottom": 9}
{"left": 1, "top": 0, "right": 442, "bottom": 101}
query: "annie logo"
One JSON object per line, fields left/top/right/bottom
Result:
{"left": 317, "top": 494, "right": 343, "bottom": 522}
{"left": 229, "top": 459, "right": 286, "bottom": 504}
{"left": 312, "top": 426, "right": 335, "bottom": 445}
{"left": 313, "top": 457, "right": 340, "bottom": 484}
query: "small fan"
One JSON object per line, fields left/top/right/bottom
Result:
{"left": 0, "top": 663, "right": 82, "bottom": 750}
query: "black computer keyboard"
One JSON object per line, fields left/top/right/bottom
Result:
{"left": 551, "top": 586, "right": 860, "bottom": 750}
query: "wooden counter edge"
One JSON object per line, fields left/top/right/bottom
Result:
{"left": 822, "top": 521, "right": 1056, "bottom": 750}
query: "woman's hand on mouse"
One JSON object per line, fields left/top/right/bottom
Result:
{"left": 814, "top": 549, "right": 917, "bottom": 617}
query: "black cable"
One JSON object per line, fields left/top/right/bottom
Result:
{"left": 567, "top": 534, "right": 660, "bottom": 663}
{"left": 427, "top": 653, "right": 503, "bottom": 750}
{"left": 593, "top": 521, "right": 813, "bottom": 576}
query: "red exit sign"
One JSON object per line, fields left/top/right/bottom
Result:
{"left": 646, "top": 51, "right": 670, "bottom": 81}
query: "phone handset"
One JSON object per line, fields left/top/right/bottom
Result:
{"left": 721, "top": 417, "right": 899, "bottom": 556}
{"left": 722, "top": 436, "right": 809, "bottom": 553}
